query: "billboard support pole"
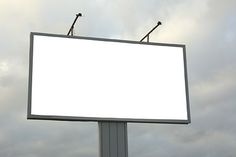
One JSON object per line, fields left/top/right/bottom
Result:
{"left": 99, "top": 122, "right": 128, "bottom": 157}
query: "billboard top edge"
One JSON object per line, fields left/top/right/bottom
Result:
{"left": 30, "top": 32, "right": 186, "bottom": 48}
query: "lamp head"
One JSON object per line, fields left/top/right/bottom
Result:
{"left": 77, "top": 13, "right": 82, "bottom": 17}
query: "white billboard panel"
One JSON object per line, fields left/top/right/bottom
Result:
{"left": 28, "top": 32, "right": 190, "bottom": 123}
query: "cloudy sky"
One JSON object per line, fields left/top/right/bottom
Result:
{"left": 0, "top": 0, "right": 236, "bottom": 157}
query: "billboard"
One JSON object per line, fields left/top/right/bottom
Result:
{"left": 28, "top": 32, "right": 190, "bottom": 123}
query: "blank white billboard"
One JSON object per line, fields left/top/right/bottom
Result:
{"left": 28, "top": 32, "right": 190, "bottom": 123}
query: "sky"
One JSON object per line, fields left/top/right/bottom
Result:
{"left": 0, "top": 0, "right": 236, "bottom": 157}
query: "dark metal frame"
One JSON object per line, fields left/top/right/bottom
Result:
{"left": 27, "top": 32, "right": 191, "bottom": 124}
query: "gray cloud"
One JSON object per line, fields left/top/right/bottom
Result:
{"left": 0, "top": 0, "right": 236, "bottom": 157}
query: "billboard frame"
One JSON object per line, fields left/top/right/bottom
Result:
{"left": 27, "top": 32, "right": 191, "bottom": 124}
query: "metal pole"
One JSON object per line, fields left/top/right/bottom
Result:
{"left": 99, "top": 122, "right": 128, "bottom": 157}
{"left": 140, "top": 21, "right": 162, "bottom": 42}
{"left": 71, "top": 27, "right": 74, "bottom": 36}
{"left": 67, "top": 13, "right": 82, "bottom": 36}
